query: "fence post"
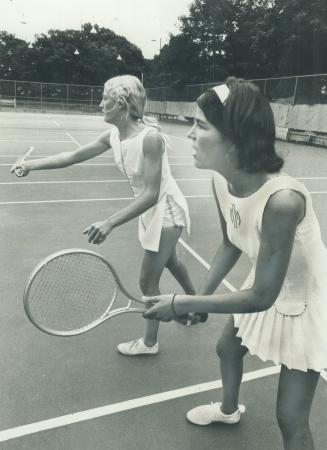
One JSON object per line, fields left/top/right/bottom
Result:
{"left": 66, "top": 84, "right": 69, "bottom": 111}
{"left": 264, "top": 79, "right": 267, "bottom": 95}
{"left": 40, "top": 82, "right": 43, "bottom": 109}
{"left": 292, "top": 77, "right": 298, "bottom": 105}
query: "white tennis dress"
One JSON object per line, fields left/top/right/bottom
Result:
{"left": 213, "top": 172, "right": 327, "bottom": 372}
{"left": 109, "top": 126, "right": 190, "bottom": 252}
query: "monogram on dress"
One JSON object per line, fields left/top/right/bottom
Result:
{"left": 230, "top": 204, "right": 241, "bottom": 228}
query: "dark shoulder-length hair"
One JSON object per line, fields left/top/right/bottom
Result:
{"left": 197, "top": 77, "right": 284, "bottom": 173}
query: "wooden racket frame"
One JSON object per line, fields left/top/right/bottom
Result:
{"left": 23, "top": 248, "right": 147, "bottom": 336}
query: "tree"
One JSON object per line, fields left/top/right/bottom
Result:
{"left": 177, "top": 0, "right": 327, "bottom": 80}
{"left": 150, "top": 33, "right": 203, "bottom": 87}
{"left": 31, "top": 23, "right": 147, "bottom": 85}
{"left": 0, "top": 31, "right": 34, "bottom": 81}
{"left": 272, "top": 0, "right": 327, "bottom": 76}
{"left": 179, "top": 0, "right": 278, "bottom": 80}
{"left": 179, "top": 0, "right": 231, "bottom": 81}
{"left": 0, "top": 24, "right": 149, "bottom": 86}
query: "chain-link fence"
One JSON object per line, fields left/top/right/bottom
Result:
{"left": 1, "top": 74, "right": 327, "bottom": 114}
{"left": 146, "top": 74, "right": 327, "bottom": 105}
{"left": 0, "top": 80, "right": 103, "bottom": 113}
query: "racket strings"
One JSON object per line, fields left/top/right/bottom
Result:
{"left": 27, "top": 253, "right": 117, "bottom": 332}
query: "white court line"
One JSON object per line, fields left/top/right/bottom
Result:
{"left": 0, "top": 178, "right": 208, "bottom": 186}
{"left": 0, "top": 162, "right": 194, "bottom": 167}
{"left": 0, "top": 154, "right": 194, "bottom": 159}
{"left": 49, "top": 132, "right": 190, "bottom": 143}
{"left": 297, "top": 177, "right": 327, "bottom": 180}
{"left": 0, "top": 197, "right": 134, "bottom": 205}
{"left": 64, "top": 132, "right": 81, "bottom": 147}
{"left": 321, "top": 370, "right": 327, "bottom": 381}
{"left": 0, "top": 140, "right": 71, "bottom": 143}
{"left": 82, "top": 162, "right": 195, "bottom": 166}
{"left": 47, "top": 115, "right": 73, "bottom": 134}
{"left": 0, "top": 129, "right": 102, "bottom": 134}
{"left": 179, "top": 238, "right": 237, "bottom": 292}
{"left": 0, "top": 365, "right": 281, "bottom": 443}
{"left": 0, "top": 195, "right": 212, "bottom": 206}
{"left": 3, "top": 191, "right": 327, "bottom": 205}
{"left": 1, "top": 158, "right": 326, "bottom": 173}
{"left": 51, "top": 119, "right": 61, "bottom": 128}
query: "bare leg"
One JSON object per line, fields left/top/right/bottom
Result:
{"left": 166, "top": 246, "right": 196, "bottom": 295}
{"left": 276, "top": 365, "right": 319, "bottom": 450}
{"left": 216, "top": 316, "right": 248, "bottom": 414}
{"left": 140, "top": 226, "right": 189, "bottom": 346}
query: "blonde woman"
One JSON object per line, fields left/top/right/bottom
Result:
{"left": 11, "top": 75, "right": 203, "bottom": 355}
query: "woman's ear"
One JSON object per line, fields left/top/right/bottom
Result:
{"left": 116, "top": 99, "right": 126, "bottom": 110}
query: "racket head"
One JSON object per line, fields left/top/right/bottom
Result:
{"left": 23, "top": 249, "right": 142, "bottom": 336}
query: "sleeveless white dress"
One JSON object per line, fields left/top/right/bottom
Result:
{"left": 213, "top": 172, "right": 327, "bottom": 372}
{"left": 108, "top": 126, "right": 190, "bottom": 252}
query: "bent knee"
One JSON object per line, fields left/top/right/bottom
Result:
{"left": 165, "top": 253, "right": 178, "bottom": 271}
{"left": 216, "top": 335, "right": 247, "bottom": 360}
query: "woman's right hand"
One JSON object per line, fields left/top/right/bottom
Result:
{"left": 10, "top": 162, "right": 30, "bottom": 177}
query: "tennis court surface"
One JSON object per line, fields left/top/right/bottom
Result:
{"left": 1, "top": 111, "right": 327, "bottom": 450}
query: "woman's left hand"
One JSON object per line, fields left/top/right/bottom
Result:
{"left": 143, "top": 295, "right": 208, "bottom": 325}
{"left": 82, "top": 219, "right": 113, "bottom": 244}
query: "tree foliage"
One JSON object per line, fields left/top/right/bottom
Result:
{"left": 173, "top": 0, "right": 327, "bottom": 81}
{"left": 0, "top": 23, "right": 148, "bottom": 86}
{"left": 147, "top": 33, "right": 203, "bottom": 88}
{"left": 272, "top": 0, "right": 327, "bottom": 76}
{"left": 0, "top": 31, "right": 32, "bottom": 80}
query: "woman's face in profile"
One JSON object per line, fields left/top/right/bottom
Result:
{"left": 100, "top": 89, "right": 122, "bottom": 124}
{"left": 187, "top": 106, "right": 228, "bottom": 171}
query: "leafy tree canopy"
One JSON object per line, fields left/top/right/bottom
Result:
{"left": 0, "top": 23, "right": 148, "bottom": 86}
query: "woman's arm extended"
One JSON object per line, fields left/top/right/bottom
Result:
{"left": 11, "top": 129, "right": 112, "bottom": 174}
{"left": 84, "top": 130, "right": 163, "bottom": 244}
{"left": 144, "top": 189, "right": 305, "bottom": 320}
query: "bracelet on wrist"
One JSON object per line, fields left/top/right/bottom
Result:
{"left": 171, "top": 293, "right": 180, "bottom": 319}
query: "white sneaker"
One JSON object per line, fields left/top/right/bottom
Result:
{"left": 186, "top": 402, "right": 245, "bottom": 426}
{"left": 117, "top": 337, "right": 159, "bottom": 356}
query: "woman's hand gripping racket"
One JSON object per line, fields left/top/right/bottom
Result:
{"left": 23, "top": 249, "right": 149, "bottom": 336}
{"left": 11, "top": 145, "right": 34, "bottom": 177}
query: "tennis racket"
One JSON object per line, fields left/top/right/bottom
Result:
{"left": 11, "top": 145, "right": 34, "bottom": 177}
{"left": 23, "top": 249, "right": 148, "bottom": 336}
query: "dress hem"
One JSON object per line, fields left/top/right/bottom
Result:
{"left": 237, "top": 333, "right": 326, "bottom": 373}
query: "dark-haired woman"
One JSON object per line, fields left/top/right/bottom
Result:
{"left": 144, "top": 77, "right": 327, "bottom": 449}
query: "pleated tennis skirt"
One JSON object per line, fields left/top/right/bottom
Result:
{"left": 234, "top": 298, "right": 327, "bottom": 372}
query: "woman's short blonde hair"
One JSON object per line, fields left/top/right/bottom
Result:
{"left": 104, "top": 74, "right": 160, "bottom": 128}
{"left": 104, "top": 75, "right": 146, "bottom": 119}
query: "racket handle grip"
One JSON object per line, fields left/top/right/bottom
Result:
{"left": 186, "top": 312, "right": 208, "bottom": 326}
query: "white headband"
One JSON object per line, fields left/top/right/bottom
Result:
{"left": 212, "top": 84, "right": 230, "bottom": 105}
